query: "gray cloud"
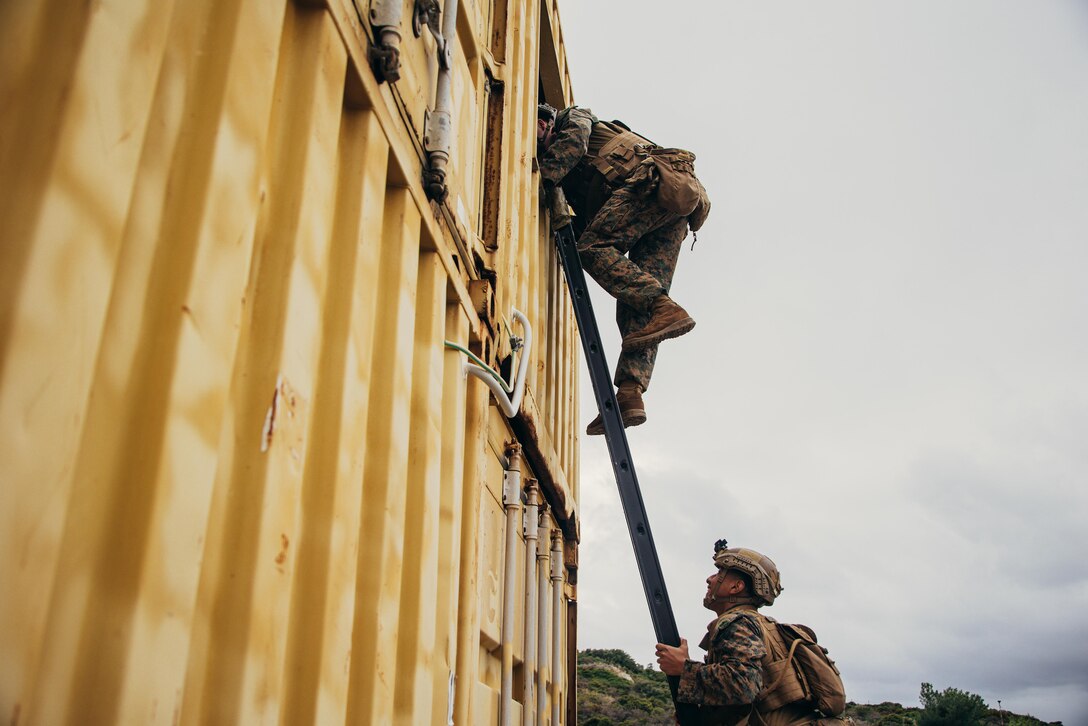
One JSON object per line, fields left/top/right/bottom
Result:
{"left": 563, "top": 2, "right": 1088, "bottom": 723}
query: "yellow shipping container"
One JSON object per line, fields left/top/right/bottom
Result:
{"left": 0, "top": 0, "right": 581, "bottom": 724}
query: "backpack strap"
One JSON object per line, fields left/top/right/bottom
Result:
{"left": 760, "top": 636, "right": 803, "bottom": 694}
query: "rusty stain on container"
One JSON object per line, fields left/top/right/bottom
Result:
{"left": 275, "top": 534, "right": 289, "bottom": 572}
{"left": 0, "top": 0, "right": 580, "bottom": 724}
{"left": 261, "top": 375, "right": 282, "bottom": 453}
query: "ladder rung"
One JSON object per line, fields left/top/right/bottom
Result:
{"left": 554, "top": 225, "right": 697, "bottom": 725}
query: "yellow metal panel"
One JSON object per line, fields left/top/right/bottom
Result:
{"left": 2, "top": 0, "right": 580, "bottom": 721}
{"left": 177, "top": 6, "right": 347, "bottom": 725}
{"left": 432, "top": 305, "right": 470, "bottom": 726}
{"left": 346, "top": 186, "right": 423, "bottom": 726}
{"left": 392, "top": 250, "right": 446, "bottom": 725}
{"left": 0, "top": 0, "right": 177, "bottom": 715}
{"left": 5, "top": 1, "right": 290, "bottom": 723}
{"left": 278, "top": 104, "right": 390, "bottom": 726}
{"left": 477, "top": 452, "right": 506, "bottom": 653}
{"left": 475, "top": 681, "right": 501, "bottom": 725}
{"left": 453, "top": 378, "right": 490, "bottom": 726}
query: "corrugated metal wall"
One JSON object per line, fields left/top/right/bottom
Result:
{"left": 0, "top": 0, "right": 581, "bottom": 723}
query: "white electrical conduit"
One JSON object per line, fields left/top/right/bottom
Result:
{"left": 536, "top": 520, "right": 551, "bottom": 726}
{"left": 442, "top": 341, "right": 511, "bottom": 393}
{"left": 550, "top": 531, "right": 565, "bottom": 726}
{"left": 500, "top": 446, "right": 523, "bottom": 726}
{"left": 522, "top": 481, "right": 540, "bottom": 726}
{"left": 450, "top": 308, "right": 532, "bottom": 418}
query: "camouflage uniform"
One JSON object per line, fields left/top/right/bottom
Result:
{"left": 676, "top": 607, "right": 766, "bottom": 725}
{"left": 539, "top": 107, "right": 689, "bottom": 392}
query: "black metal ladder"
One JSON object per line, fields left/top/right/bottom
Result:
{"left": 554, "top": 225, "right": 698, "bottom": 725}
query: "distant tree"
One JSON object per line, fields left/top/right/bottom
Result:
{"left": 917, "top": 682, "right": 988, "bottom": 726}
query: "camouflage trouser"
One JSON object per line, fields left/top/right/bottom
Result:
{"left": 577, "top": 183, "right": 689, "bottom": 392}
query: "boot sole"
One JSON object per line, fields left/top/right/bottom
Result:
{"left": 586, "top": 407, "right": 647, "bottom": 436}
{"left": 621, "top": 317, "right": 696, "bottom": 352}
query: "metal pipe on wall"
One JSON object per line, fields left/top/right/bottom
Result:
{"left": 550, "top": 530, "right": 565, "bottom": 725}
{"left": 522, "top": 479, "right": 540, "bottom": 726}
{"left": 536, "top": 516, "right": 552, "bottom": 726}
{"left": 423, "top": 0, "right": 462, "bottom": 201}
{"left": 499, "top": 445, "right": 523, "bottom": 726}
{"left": 365, "top": 0, "right": 404, "bottom": 82}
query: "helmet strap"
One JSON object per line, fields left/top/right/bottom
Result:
{"left": 705, "top": 569, "right": 762, "bottom": 609}
{"left": 718, "top": 595, "right": 762, "bottom": 606}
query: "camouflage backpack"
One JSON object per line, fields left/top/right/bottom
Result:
{"left": 751, "top": 613, "right": 847, "bottom": 719}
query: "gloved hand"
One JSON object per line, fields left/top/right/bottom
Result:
{"left": 547, "top": 183, "right": 572, "bottom": 230}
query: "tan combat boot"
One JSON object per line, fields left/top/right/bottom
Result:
{"left": 620, "top": 294, "right": 695, "bottom": 352}
{"left": 586, "top": 381, "right": 647, "bottom": 436}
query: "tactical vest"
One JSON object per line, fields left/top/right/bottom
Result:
{"left": 551, "top": 110, "right": 647, "bottom": 229}
{"left": 583, "top": 119, "right": 655, "bottom": 185}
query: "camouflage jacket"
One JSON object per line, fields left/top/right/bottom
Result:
{"left": 538, "top": 106, "right": 597, "bottom": 187}
{"left": 537, "top": 107, "right": 614, "bottom": 234}
{"left": 677, "top": 607, "right": 766, "bottom": 723}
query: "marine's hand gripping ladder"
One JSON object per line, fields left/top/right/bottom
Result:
{"left": 554, "top": 225, "right": 698, "bottom": 725}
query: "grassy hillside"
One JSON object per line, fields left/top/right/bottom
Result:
{"left": 577, "top": 649, "right": 675, "bottom": 726}
{"left": 575, "top": 649, "right": 1061, "bottom": 726}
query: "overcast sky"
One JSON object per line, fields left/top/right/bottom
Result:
{"left": 557, "top": 2, "right": 1088, "bottom": 722}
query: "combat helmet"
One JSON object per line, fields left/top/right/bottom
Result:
{"left": 712, "top": 539, "right": 783, "bottom": 606}
{"left": 538, "top": 102, "right": 558, "bottom": 122}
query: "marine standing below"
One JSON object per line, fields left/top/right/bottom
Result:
{"left": 655, "top": 543, "right": 843, "bottom": 725}
{"left": 536, "top": 103, "right": 710, "bottom": 435}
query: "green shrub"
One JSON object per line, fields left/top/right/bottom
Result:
{"left": 582, "top": 648, "right": 643, "bottom": 673}
{"left": 918, "top": 682, "right": 988, "bottom": 726}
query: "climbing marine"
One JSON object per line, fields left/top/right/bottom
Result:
{"left": 536, "top": 103, "right": 711, "bottom": 435}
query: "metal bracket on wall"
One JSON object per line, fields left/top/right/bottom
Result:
{"left": 365, "top": 0, "right": 404, "bottom": 83}
{"left": 413, "top": 0, "right": 442, "bottom": 39}
{"left": 502, "top": 468, "right": 522, "bottom": 507}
